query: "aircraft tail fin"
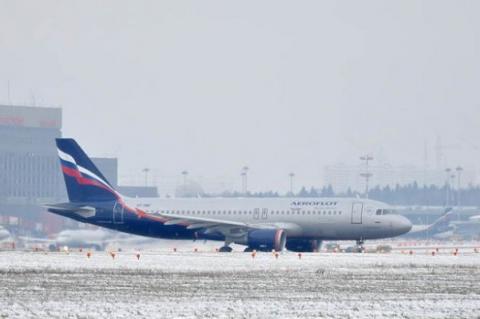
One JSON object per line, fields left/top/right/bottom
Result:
{"left": 428, "top": 207, "right": 455, "bottom": 233}
{"left": 56, "top": 138, "right": 120, "bottom": 203}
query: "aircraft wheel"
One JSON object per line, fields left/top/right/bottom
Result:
{"left": 219, "top": 246, "right": 233, "bottom": 253}
{"left": 356, "top": 239, "right": 365, "bottom": 253}
{"left": 243, "top": 247, "right": 254, "bottom": 252}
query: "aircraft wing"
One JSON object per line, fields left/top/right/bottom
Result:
{"left": 153, "top": 212, "right": 292, "bottom": 238}
{"left": 155, "top": 212, "right": 273, "bottom": 229}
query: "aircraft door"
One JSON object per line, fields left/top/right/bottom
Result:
{"left": 113, "top": 202, "right": 124, "bottom": 224}
{"left": 253, "top": 208, "right": 260, "bottom": 220}
{"left": 351, "top": 202, "right": 363, "bottom": 224}
{"left": 261, "top": 208, "right": 268, "bottom": 220}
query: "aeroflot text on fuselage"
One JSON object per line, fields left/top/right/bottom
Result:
{"left": 290, "top": 201, "right": 337, "bottom": 207}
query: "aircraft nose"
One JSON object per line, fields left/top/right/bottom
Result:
{"left": 395, "top": 216, "right": 412, "bottom": 235}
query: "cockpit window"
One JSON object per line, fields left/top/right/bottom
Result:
{"left": 384, "top": 209, "right": 397, "bottom": 215}
{"left": 376, "top": 209, "right": 397, "bottom": 215}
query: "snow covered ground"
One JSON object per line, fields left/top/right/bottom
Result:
{"left": 1, "top": 248, "right": 480, "bottom": 318}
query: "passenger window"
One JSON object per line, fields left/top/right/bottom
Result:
{"left": 376, "top": 209, "right": 382, "bottom": 215}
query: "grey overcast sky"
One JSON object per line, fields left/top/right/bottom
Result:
{"left": 1, "top": 1, "right": 479, "bottom": 192}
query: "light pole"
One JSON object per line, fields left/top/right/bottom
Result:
{"left": 450, "top": 173, "right": 456, "bottom": 207}
{"left": 445, "top": 168, "right": 451, "bottom": 206}
{"left": 289, "top": 172, "right": 295, "bottom": 195}
{"left": 456, "top": 166, "right": 463, "bottom": 207}
{"left": 360, "top": 155, "right": 374, "bottom": 199}
{"left": 142, "top": 168, "right": 150, "bottom": 186}
{"left": 181, "top": 170, "right": 188, "bottom": 195}
{"left": 241, "top": 166, "right": 249, "bottom": 194}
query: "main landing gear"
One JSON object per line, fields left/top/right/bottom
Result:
{"left": 219, "top": 245, "right": 233, "bottom": 253}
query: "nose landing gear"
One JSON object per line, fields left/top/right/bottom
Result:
{"left": 355, "top": 239, "right": 365, "bottom": 253}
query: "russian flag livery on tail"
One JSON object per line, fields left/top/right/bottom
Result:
{"left": 56, "top": 139, "right": 119, "bottom": 202}
{"left": 47, "top": 138, "right": 412, "bottom": 252}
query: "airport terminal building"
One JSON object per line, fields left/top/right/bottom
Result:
{"left": 0, "top": 105, "right": 66, "bottom": 235}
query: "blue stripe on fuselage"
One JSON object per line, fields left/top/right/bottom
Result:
{"left": 48, "top": 201, "right": 224, "bottom": 241}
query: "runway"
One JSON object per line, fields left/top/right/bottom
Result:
{"left": 1, "top": 249, "right": 480, "bottom": 318}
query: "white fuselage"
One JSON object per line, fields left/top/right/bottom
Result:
{"left": 127, "top": 197, "right": 412, "bottom": 240}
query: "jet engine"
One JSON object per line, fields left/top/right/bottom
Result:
{"left": 239, "top": 229, "right": 286, "bottom": 252}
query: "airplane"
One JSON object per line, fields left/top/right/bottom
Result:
{"left": 20, "top": 227, "right": 155, "bottom": 251}
{"left": 0, "top": 226, "right": 12, "bottom": 242}
{"left": 401, "top": 208, "right": 455, "bottom": 239}
{"left": 400, "top": 208, "right": 480, "bottom": 240}
{"left": 433, "top": 214, "right": 480, "bottom": 240}
{"left": 0, "top": 226, "right": 15, "bottom": 250}
{"left": 46, "top": 138, "right": 412, "bottom": 252}
{"left": 18, "top": 228, "right": 109, "bottom": 251}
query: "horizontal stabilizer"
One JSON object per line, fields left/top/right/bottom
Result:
{"left": 44, "top": 203, "right": 96, "bottom": 219}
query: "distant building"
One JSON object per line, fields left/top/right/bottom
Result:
{"left": 151, "top": 175, "right": 234, "bottom": 197}
{"left": 117, "top": 186, "right": 159, "bottom": 198}
{"left": 0, "top": 104, "right": 66, "bottom": 235}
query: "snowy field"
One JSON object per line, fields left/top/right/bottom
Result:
{"left": 1, "top": 248, "right": 480, "bottom": 319}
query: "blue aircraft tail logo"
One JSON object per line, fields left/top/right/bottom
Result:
{"left": 56, "top": 138, "right": 120, "bottom": 203}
